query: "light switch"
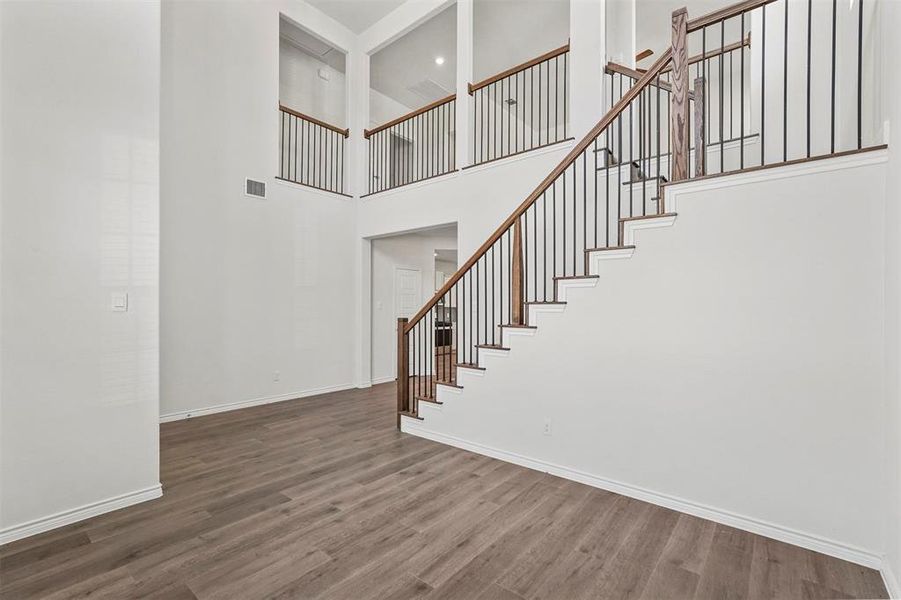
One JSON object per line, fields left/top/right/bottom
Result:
{"left": 111, "top": 292, "right": 128, "bottom": 312}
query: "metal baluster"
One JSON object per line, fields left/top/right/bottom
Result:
{"left": 857, "top": 0, "right": 863, "bottom": 149}
{"left": 784, "top": 2, "right": 789, "bottom": 162}
{"left": 720, "top": 20, "right": 725, "bottom": 172}
{"left": 742, "top": 11, "right": 746, "bottom": 168}
{"left": 807, "top": 0, "right": 812, "bottom": 157}
{"left": 761, "top": 3, "right": 767, "bottom": 167}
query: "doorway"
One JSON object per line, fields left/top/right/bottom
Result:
{"left": 370, "top": 225, "right": 458, "bottom": 385}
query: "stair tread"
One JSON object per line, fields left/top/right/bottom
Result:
{"left": 499, "top": 323, "right": 537, "bottom": 329}
{"left": 525, "top": 301, "right": 567, "bottom": 305}
{"left": 456, "top": 362, "right": 486, "bottom": 371}
{"left": 620, "top": 212, "right": 677, "bottom": 223}
{"left": 585, "top": 245, "right": 636, "bottom": 253}
{"left": 554, "top": 275, "right": 600, "bottom": 281}
{"left": 622, "top": 176, "right": 668, "bottom": 185}
{"left": 399, "top": 410, "right": 423, "bottom": 420}
{"left": 415, "top": 396, "right": 443, "bottom": 405}
{"left": 436, "top": 381, "right": 463, "bottom": 389}
{"left": 476, "top": 344, "right": 510, "bottom": 350}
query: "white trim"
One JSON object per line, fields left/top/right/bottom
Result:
{"left": 587, "top": 246, "right": 636, "bottom": 275}
{"left": 401, "top": 422, "right": 885, "bottom": 570}
{"left": 370, "top": 375, "right": 395, "bottom": 385}
{"left": 555, "top": 278, "right": 599, "bottom": 302}
{"left": 273, "top": 177, "right": 352, "bottom": 201}
{"left": 456, "top": 367, "right": 486, "bottom": 386}
{"left": 461, "top": 140, "right": 576, "bottom": 176}
{"left": 0, "top": 484, "right": 162, "bottom": 546}
{"left": 360, "top": 171, "right": 458, "bottom": 201}
{"left": 664, "top": 148, "right": 889, "bottom": 213}
{"left": 436, "top": 383, "right": 463, "bottom": 403}
{"left": 622, "top": 214, "right": 677, "bottom": 246}
{"left": 883, "top": 564, "right": 901, "bottom": 599}
{"left": 477, "top": 348, "right": 510, "bottom": 369}
{"left": 527, "top": 302, "right": 567, "bottom": 327}
{"left": 159, "top": 383, "right": 355, "bottom": 423}
{"left": 360, "top": 141, "right": 576, "bottom": 202}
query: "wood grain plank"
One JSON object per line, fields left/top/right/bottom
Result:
{"left": 0, "top": 382, "right": 887, "bottom": 600}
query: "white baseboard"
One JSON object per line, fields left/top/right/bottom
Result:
{"left": 883, "top": 563, "right": 901, "bottom": 599}
{"left": 0, "top": 484, "right": 162, "bottom": 546}
{"left": 401, "top": 422, "right": 884, "bottom": 571}
{"left": 159, "top": 383, "right": 355, "bottom": 423}
{"left": 370, "top": 375, "right": 396, "bottom": 386}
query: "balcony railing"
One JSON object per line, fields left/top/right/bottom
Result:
{"left": 364, "top": 95, "right": 457, "bottom": 195}
{"left": 468, "top": 43, "right": 570, "bottom": 166}
{"left": 278, "top": 105, "right": 349, "bottom": 196}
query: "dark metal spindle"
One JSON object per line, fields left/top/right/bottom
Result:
{"left": 761, "top": 3, "right": 767, "bottom": 167}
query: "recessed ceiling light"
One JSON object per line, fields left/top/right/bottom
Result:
{"left": 435, "top": 56, "right": 445, "bottom": 65}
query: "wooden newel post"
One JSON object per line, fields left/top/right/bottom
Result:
{"left": 396, "top": 317, "right": 409, "bottom": 428}
{"left": 670, "top": 7, "right": 690, "bottom": 182}
{"left": 694, "top": 76, "right": 706, "bottom": 177}
{"left": 511, "top": 218, "right": 524, "bottom": 325}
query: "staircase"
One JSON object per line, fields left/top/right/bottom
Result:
{"left": 396, "top": 0, "right": 885, "bottom": 426}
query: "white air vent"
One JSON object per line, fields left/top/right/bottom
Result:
{"left": 245, "top": 178, "right": 266, "bottom": 198}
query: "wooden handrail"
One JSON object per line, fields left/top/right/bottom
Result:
{"left": 404, "top": 48, "right": 674, "bottom": 333}
{"left": 364, "top": 94, "right": 456, "bottom": 139}
{"left": 635, "top": 48, "right": 654, "bottom": 62}
{"left": 279, "top": 104, "right": 349, "bottom": 137}
{"left": 468, "top": 43, "right": 570, "bottom": 95}
{"left": 605, "top": 61, "right": 695, "bottom": 100}
{"left": 660, "top": 34, "right": 751, "bottom": 73}
{"left": 687, "top": 0, "right": 777, "bottom": 31}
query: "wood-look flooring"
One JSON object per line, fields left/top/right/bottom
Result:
{"left": 0, "top": 383, "right": 888, "bottom": 599}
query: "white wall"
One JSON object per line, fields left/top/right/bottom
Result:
{"left": 606, "top": 0, "right": 634, "bottom": 65}
{"left": 370, "top": 228, "right": 457, "bottom": 382}
{"left": 280, "top": 38, "right": 347, "bottom": 127}
{"left": 472, "top": 0, "right": 570, "bottom": 82}
{"left": 369, "top": 87, "right": 415, "bottom": 127}
{"left": 882, "top": 0, "right": 901, "bottom": 593}
{"left": 0, "top": 0, "right": 162, "bottom": 540}
{"left": 358, "top": 143, "right": 575, "bottom": 255}
{"left": 357, "top": 141, "right": 576, "bottom": 386}
{"left": 161, "top": 0, "right": 359, "bottom": 420}
{"left": 405, "top": 156, "right": 890, "bottom": 566}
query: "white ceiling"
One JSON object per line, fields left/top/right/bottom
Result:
{"left": 370, "top": 4, "right": 457, "bottom": 111}
{"left": 368, "top": 0, "right": 568, "bottom": 117}
{"left": 435, "top": 248, "right": 458, "bottom": 265}
{"left": 306, "top": 0, "right": 407, "bottom": 34}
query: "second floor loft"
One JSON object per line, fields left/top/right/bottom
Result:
{"left": 274, "top": 0, "right": 886, "bottom": 199}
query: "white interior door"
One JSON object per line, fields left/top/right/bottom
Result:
{"left": 393, "top": 268, "right": 422, "bottom": 370}
{"left": 395, "top": 268, "right": 422, "bottom": 319}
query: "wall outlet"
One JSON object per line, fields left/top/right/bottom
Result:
{"left": 273, "top": 370, "right": 280, "bottom": 383}
{"left": 110, "top": 292, "right": 128, "bottom": 312}
{"left": 543, "top": 419, "right": 552, "bottom": 436}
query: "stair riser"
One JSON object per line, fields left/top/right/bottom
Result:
{"left": 526, "top": 304, "right": 567, "bottom": 328}
{"left": 554, "top": 279, "right": 599, "bottom": 302}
